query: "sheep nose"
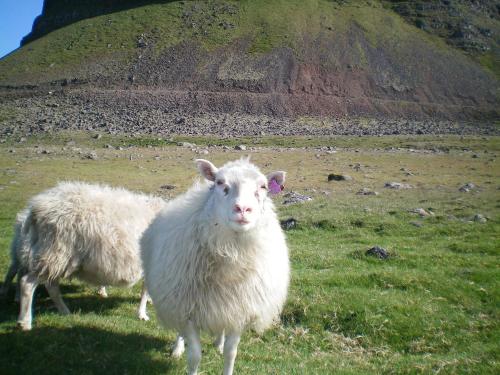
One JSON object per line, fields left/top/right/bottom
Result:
{"left": 234, "top": 204, "right": 252, "bottom": 213}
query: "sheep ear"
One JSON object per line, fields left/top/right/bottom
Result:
{"left": 267, "top": 171, "right": 286, "bottom": 194}
{"left": 195, "top": 159, "right": 218, "bottom": 181}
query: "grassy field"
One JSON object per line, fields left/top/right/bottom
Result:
{"left": 0, "top": 134, "right": 498, "bottom": 374}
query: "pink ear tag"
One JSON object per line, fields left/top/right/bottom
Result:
{"left": 269, "top": 179, "right": 283, "bottom": 195}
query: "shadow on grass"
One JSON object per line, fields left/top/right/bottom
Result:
{"left": 0, "top": 326, "right": 175, "bottom": 375}
{"left": 1, "top": 281, "right": 86, "bottom": 299}
{"left": 0, "top": 282, "right": 143, "bottom": 324}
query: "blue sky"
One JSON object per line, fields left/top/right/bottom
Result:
{"left": 0, "top": 0, "right": 44, "bottom": 58}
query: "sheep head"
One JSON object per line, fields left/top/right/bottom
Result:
{"left": 196, "top": 158, "right": 285, "bottom": 232}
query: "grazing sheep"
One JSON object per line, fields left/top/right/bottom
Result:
{"left": 141, "top": 158, "right": 290, "bottom": 375}
{"left": 9, "top": 182, "right": 165, "bottom": 330}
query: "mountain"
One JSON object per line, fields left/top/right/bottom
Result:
{"left": 0, "top": 0, "right": 499, "bottom": 123}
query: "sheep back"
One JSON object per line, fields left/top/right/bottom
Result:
{"left": 22, "top": 182, "right": 164, "bottom": 285}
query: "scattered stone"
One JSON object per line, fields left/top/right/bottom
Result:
{"left": 356, "top": 188, "right": 378, "bottom": 196}
{"left": 282, "top": 191, "right": 313, "bottom": 205}
{"left": 280, "top": 218, "right": 298, "bottom": 230}
{"left": 174, "top": 117, "right": 185, "bottom": 124}
{"left": 473, "top": 214, "right": 487, "bottom": 223}
{"left": 19, "top": 137, "right": 27, "bottom": 143}
{"left": 400, "top": 167, "right": 414, "bottom": 176}
{"left": 365, "top": 246, "right": 390, "bottom": 259}
{"left": 235, "top": 144, "right": 247, "bottom": 151}
{"left": 177, "top": 142, "right": 196, "bottom": 147}
{"left": 85, "top": 151, "right": 98, "bottom": 160}
{"left": 66, "top": 140, "right": 76, "bottom": 146}
{"left": 351, "top": 163, "right": 362, "bottom": 171}
{"left": 384, "top": 182, "right": 412, "bottom": 189}
{"left": 410, "top": 221, "right": 423, "bottom": 227}
{"left": 328, "top": 173, "right": 352, "bottom": 181}
{"left": 40, "top": 149, "right": 50, "bottom": 154}
{"left": 104, "top": 144, "right": 114, "bottom": 149}
{"left": 459, "top": 182, "right": 476, "bottom": 192}
{"left": 92, "top": 134, "right": 102, "bottom": 140}
{"left": 160, "top": 184, "right": 176, "bottom": 190}
{"left": 410, "top": 208, "right": 433, "bottom": 217}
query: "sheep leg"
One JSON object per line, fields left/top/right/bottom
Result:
{"left": 182, "top": 321, "right": 201, "bottom": 375}
{"left": 45, "top": 281, "right": 70, "bottom": 315}
{"left": 213, "top": 331, "right": 225, "bottom": 355}
{"left": 222, "top": 332, "right": 241, "bottom": 375}
{"left": 0, "top": 261, "right": 17, "bottom": 298}
{"left": 17, "top": 273, "right": 38, "bottom": 331}
{"left": 14, "top": 272, "right": 20, "bottom": 302}
{"left": 171, "top": 334, "right": 185, "bottom": 358}
{"left": 137, "top": 284, "right": 150, "bottom": 321}
{"left": 97, "top": 286, "right": 108, "bottom": 298}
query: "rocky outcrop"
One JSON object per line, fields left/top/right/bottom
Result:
{"left": 388, "top": 0, "right": 499, "bottom": 55}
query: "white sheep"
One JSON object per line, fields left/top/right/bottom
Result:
{"left": 141, "top": 158, "right": 290, "bottom": 375}
{"left": 6, "top": 181, "right": 165, "bottom": 330}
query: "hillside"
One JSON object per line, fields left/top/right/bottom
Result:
{"left": 0, "top": 0, "right": 499, "bottom": 134}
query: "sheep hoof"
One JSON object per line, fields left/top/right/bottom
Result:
{"left": 138, "top": 313, "right": 150, "bottom": 321}
{"left": 171, "top": 347, "right": 184, "bottom": 359}
{"left": 96, "top": 287, "right": 108, "bottom": 298}
{"left": 17, "top": 321, "right": 32, "bottom": 331}
{"left": 60, "top": 307, "right": 71, "bottom": 315}
{"left": 213, "top": 337, "right": 224, "bottom": 355}
{"left": 214, "top": 340, "right": 224, "bottom": 354}
{"left": 216, "top": 343, "right": 224, "bottom": 355}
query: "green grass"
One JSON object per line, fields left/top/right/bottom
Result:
{"left": 478, "top": 52, "right": 500, "bottom": 81}
{"left": 3, "top": 130, "right": 500, "bottom": 151}
{"left": 0, "top": 134, "right": 499, "bottom": 374}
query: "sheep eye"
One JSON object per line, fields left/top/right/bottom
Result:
{"left": 216, "top": 180, "right": 224, "bottom": 185}
{"left": 260, "top": 184, "right": 267, "bottom": 190}
{"left": 223, "top": 186, "right": 229, "bottom": 195}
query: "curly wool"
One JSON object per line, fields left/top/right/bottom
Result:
{"left": 17, "top": 181, "right": 165, "bottom": 286}
{"left": 141, "top": 160, "right": 290, "bottom": 335}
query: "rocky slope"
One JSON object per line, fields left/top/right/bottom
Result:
{"left": 0, "top": 0, "right": 499, "bottom": 134}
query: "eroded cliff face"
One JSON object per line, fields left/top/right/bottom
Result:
{"left": 3, "top": 0, "right": 499, "bottom": 120}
